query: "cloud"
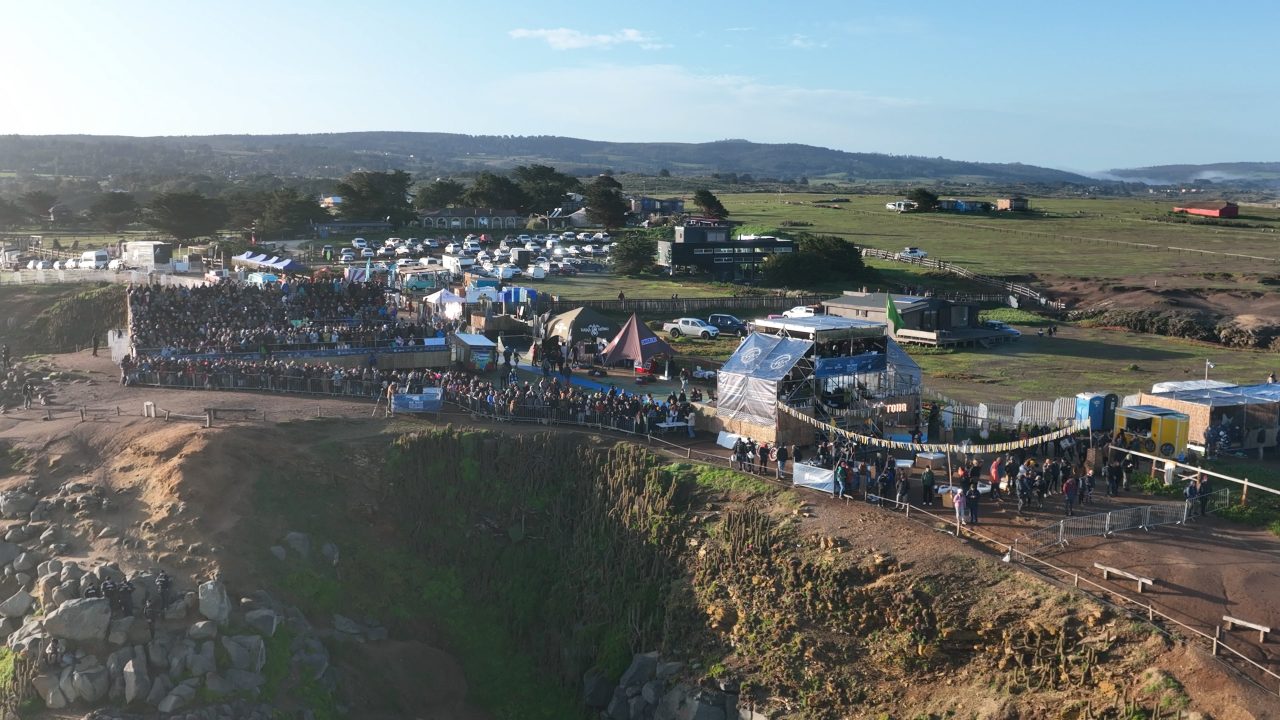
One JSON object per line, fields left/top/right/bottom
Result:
{"left": 507, "top": 27, "right": 665, "bottom": 51}
{"left": 786, "top": 33, "right": 827, "bottom": 49}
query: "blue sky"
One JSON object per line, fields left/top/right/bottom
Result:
{"left": 3, "top": 0, "right": 1276, "bottom": 171}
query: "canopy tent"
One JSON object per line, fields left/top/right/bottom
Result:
{"left": 426, "top": 289, "right": 465, "bottom": 320}
{"left": 601, "top": 313, "right": 676, "bottom": 367}
{"left": 546, "top": 307, "right": 617, "bottom": 343}
{"left": 717, "top": 333, "right": 814, "bottom": 427}
{"left": 231, "top": 251, "right": 305, "bottom": 274}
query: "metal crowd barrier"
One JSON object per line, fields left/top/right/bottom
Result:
{"left": 1017, "top": 488, "right": 1232, "bottom": 553}
{"left": 126, "top": 370, "right": 396, "bottom": 399}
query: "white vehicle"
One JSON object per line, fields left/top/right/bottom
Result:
{"left": 377, "top": 246, "right": 396, "bottom": 258}
{"left": 418, "top": 256, "right": 440, "bottom": 266}
{"left": 462, "top": 240, "right": 482, "bottom": 254}
{"left": 524, "top": 265, "right": 546, "bottom": 279}
{"left": 494, "top": 263, "right": 522, "bottom": 280}
{"left": 523, "top": 241, "right": 539, "bottom": 251}
{"left": 582, "top": 244, "right": 599, "bottom": 256}
{"left": 385, "top": 237, "right": 402, "bottom": 247}
{"left": 27, "top": 260, "right": 50, "bottom": 270}
{"left": 566, "top": 245, "right": 581, "bottom": 255}
{"left": 899, "top": 246, "right": 928, "bottom": 260}
{"left": 205, "top": 269, "right": 231, "bottom": 283}
{"left": 517, "top": 234, "right": 531, "bottom": 243}
{"left": 395, "top": 245, "right": 412, "bottom": 256}
{"left": 53, "top": 260, "right": 65, "bottom": 270}
{"left": 396, "top": 258, "right": 418, "bottom": 268}
{"left": 476, "top": 250, "right": 492, "bottom": 262}
{"left": 81, "top": 249, "right": 110, "bottom": 269}
{"left": 782, "top": 306, "right": 816, "bottom": 318}
{"left": 444, "top": 242, "right": 461, "bottom": 255}
{"left": 339, "top": 251, "right": 356, "bottom": 263}
{"left": 107, "top": 259, "right": 127, "bottom": 271}
{"left": 551, "top": 247, "right": 566, "bottom": 257}
{"left": 422, "top": 238, "right": 440, "bottom": 249}
{"left": 352, "top": 238, "right": 368, "bottom": 249}
{"left": 360, "top": 248, "right": 375, "bottom": 259}
{"left": 498, "top": 240, "right": 511, "bottom": 251}
{"left": 886, "top": 200, "right": 919, "bottom": 212}
{"left": 441, "top": 254, "right": 475, "bottom": 275}
{"left": 663, "top": 318, "right": 719, "bottom": 339}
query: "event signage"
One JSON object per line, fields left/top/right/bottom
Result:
{"left": 168, "top": 339, "right": 448, "bottom": 362}
{"left": 391, "top": 389, "right": 443, "bottom": 413}
{"left": 814, "top": 352, "right": 886, "bottom": 378}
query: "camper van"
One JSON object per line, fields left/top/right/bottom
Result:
{"left": 80, "top": 250, "right": 110, "bottom": 269}
{"left": 441, "top": 254, "right": 475, "bottom": 276}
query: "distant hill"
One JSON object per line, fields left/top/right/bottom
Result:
{"left": 1106, "top": 162, "right": 1280, "bottom": 185}
{"left": 0, "top": 132, "right": 1093, "bottom": 183}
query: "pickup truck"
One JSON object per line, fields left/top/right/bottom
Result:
{"left": 707, "top": 313, "right": 748, "bottom": 337}
{"left": 663, "top": 317, "right": 719, "bottom": 339}
{"left": 782, "top": 306, "right": 816, "bottom": 319}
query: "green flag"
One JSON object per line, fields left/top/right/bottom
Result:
{"left": 885, "top": 295, "right": 904, "bottom": 334}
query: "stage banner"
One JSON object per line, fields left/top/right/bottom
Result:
{"left": 392, "top": 389, "right": 443, "bottom": 413}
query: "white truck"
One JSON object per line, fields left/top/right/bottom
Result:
{"left": 441, "top": 254, "right": 475, "bottom": 276}
{"left": 663, "top": 317, "right": 720, "bottom": 339}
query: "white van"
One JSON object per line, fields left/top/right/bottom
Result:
{"left": 80, "top": 250, "right": 109, "bottom": 269}
{"left": 441, "top": 254, "right": 475, "bottom": 276}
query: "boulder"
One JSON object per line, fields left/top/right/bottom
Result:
{"left": 187, "top": 620, "right": 219, "bottom": 640}
{"left": 108, "top": 616, "right": 150, "bottom": 646}
{"left": 8, "top": 617, "right": 47, "bottom": 653}
{"left": 204, "top": 671, "right": 233, "bottom": 698}
{"left": 607, "top": 689, "right": 630, "bottom": 720}
{"left": 145, "top": 673, "right": 172, "bottom": 707}
{"left": 619, "top": 651, "right": 660, "bottom": 689}
{"left": 11, "top": 552, "right": 36, "bottom": 573}
{"left": 657, "top": 661, "right": 685, "bottom": 681}
{"left": 168, "top": 639, "right": 194, "bottom": 679}
{"left": 244, "top": 609, "right": 278, "bottom": 637}
{"left": 0, "top": 491, "right": 37, "bottom": 518}
{"left": 123, "top": 658, "right": 150, "bottom": 704}
{"left": 320, "top": 542, "right": 340, "bottom": 566}
{"left": 33, "top": 671, "right": 67, "bottom": 709}
{"left": 157, "top": 678, "right": 199, "bottom": 713}
{"left": 332, "top": 614, "right": 362, "bottom": 636}
{"left": 187, "top": 640, "right": 216, "bottom": 676}
{"left": 268, "top": 546, "right": 286, "bottom": 562}
{"left": 222, "top": 635, "right": 266, "bottom": 673}
{"left": 583, "top": 667, "right": 613, "bottom": 707}
{"left": 164, "top": 598, "right": 189, "bottom": 621}
{"left": 50, "top": 581, "right": 78, "bottom": 608}
{"left": 44, "top": 598, "right": 111, "bottom": 642}
{"left": 0, "top": 541, "right": 21, "bottom": 567}
{"left": 198, "top": 580, "right": 231, "bottom": 625}
{"left": 282, "top": 531, "right": 311, "bottom": 559}
{"left": 58, "top": 665, "right": 79, "bottom": 705}
{"left": 147, "top": 633, "right": 173, "bottom": 670}
{"left": 0, "top": 590, "right": 34, "bottom": 618}
{"left": 226, "top": 668, "right": 265, "bottom": 692}
{"left": 14, "top": 572, "right": 31, "bottom": 589}
{"left": 72, "top": 664, "right": 110, "bottom": 704}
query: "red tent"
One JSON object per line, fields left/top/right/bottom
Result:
{"left": 601, "top": 313, "right": 676, "bottom": 367}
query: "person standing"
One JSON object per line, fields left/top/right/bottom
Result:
{"left": 895, "top": 471, "right": 911, "bottom": 507}
{"left": 953, "top": 486, "right": 967, "bottom": 527}
{"left": 91, "top": 333, "right": 100, "bottom": 357}
{"left": 1121, "top": 453, "right": 1137, "bottom": 492}
{"left": 774, "top": 443, "right": 789, "bottom": 479}
{"left": 685, "top": 410, "right": 696, "bottom": 439}
{"left": 21, "top": 382, "right": 34, "bottom": 410}
{"left": 757, "top": 441, "right": 770, "bottom": 474}
{"left": 1016, "top": 472, "right": 1031, "bottom": 515}
{"left": 833, "top": 461, "right": 847, "bottom": 498}
{"left": 1062, "top": 475, "right": 1078, "bottom": 517}
{"left": 1198, "top": 476, "right": 1212, "bottom": 518}
{"left": 965, "top": 484, "right": 980, "bottom": 525}
{"left": 920, "top": 466, "right": 935, "bottom": 506}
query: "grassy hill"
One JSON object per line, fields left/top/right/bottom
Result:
{"left": 0, "top": 132, "right": 1094, "bottom": 183}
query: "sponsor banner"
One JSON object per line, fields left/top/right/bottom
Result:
{"left": 814, "top": 352, "right": 887, "bottom": 378}
{"left": 392, "top": 389, "right": 443, "bottom": 413}
{"left": 793, "top": 463, "right": 835, "bottom": 495}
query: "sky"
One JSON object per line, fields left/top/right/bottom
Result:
{"left": 3, "top": 0, "right": 1277, "bottom": 172}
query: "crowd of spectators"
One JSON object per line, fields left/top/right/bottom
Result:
{"left": 442, "top": 371, "right": 699, "bottom": 435}
{"left": 128, "top": 280, "right": 404, "bottom": 354}
{"left": 121, "top": 354, "right": 444, "bottom": 398}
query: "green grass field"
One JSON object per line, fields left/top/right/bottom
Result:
{"left": 721, "top": 193, "right": 1280, "bottom": 284}
{"left": 911, "top": 321, "right": 1279, "bottom": 403}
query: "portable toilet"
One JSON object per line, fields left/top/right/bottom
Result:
{"left": 1113, "top": 405, "right": 1190, "bottom": 458}
{"left": 1075, "top": 393, "right": 1107, "bottom": 432}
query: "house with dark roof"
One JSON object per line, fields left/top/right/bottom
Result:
{"left": 821, "top": 291, "right": 1008, "bottom": 347}
{"left": 419, "top": 208, "right": 527, "bottom": 230}
{"left": 1173, "top": 201, "right": 1238, "bottom": 218}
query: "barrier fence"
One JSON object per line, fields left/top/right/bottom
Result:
{"left": 126, "top": 370, "right": 407, "bottom": 399}
{"left": 1015, "top": 489, "right": 1233, "bottom": 554}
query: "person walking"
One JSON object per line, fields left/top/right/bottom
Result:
{"left": 774, "top": 443, "right": 788, "bottom": 479}
{"left": 920, "top": 466, "right": 935, "bottom": 506}
{"left": 1121, "top": 453, "right": 1137, "bottom": 492}
{"left": 685, "top": 410, "right": 696, "bottom": 439}
{"left": 1062, "top": 475, "right": 1078, "bottom": 517}
{"left": 895, "top": 472, "right": 911, "bottom": 508}
{"left": 1016, "top": 472, "right": 1031, "bottom": 515}
{"left": 21, "top": 382, "right": 34, "bottom": 410}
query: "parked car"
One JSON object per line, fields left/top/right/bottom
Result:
{"left": 782, "top": 306, "right": 816, "bottom": 318}
{"left": 982, "top": 320, "right": 1022, "bottom": 339}
{"left": 462, "top": 240, "right": 483, "bottom": 254}
{"left": 377, "top": 246, "right": 396, "bottom": 258}
{"left": 663, "top": 318, "right": 719, "bottom": 339}
{"left": 107, "top": 259, "right": 128, "bottom": 271}
{"left": 707, "top": 314, "right": 749, "bottom": 337}
{"left": 422, "top": 238, "right": 440, "bottom": 249}
{"left": 899, "top": 246, "right": 928, "bottom": 260}
{"left": 395, "top": 245, "right": 412, "bottom": 256}
{"left": 360, "top": 248, "right": 375, "bottom": 259}
{"left": 444, "top": 243, "right": 461, "bottom": 255}
{"left": 352, "top": 238, "right": 368, "bottom": 249}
